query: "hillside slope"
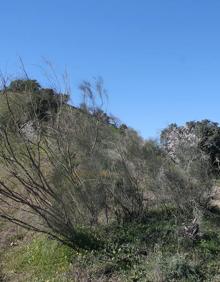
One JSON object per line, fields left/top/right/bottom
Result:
{"left": 0, "top": 80, "right": 220, "bottom": 281}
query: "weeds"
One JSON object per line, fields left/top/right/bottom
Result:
{"left": 2, "top": 209, "right": 220, "bottom": 281}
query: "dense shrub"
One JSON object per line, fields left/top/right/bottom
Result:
{"left": 6, "top": 79, "right": 41, "bottom": 93}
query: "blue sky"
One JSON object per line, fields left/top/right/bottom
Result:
{"left": 1, "top": 1, "right": 220, "bottom": 138}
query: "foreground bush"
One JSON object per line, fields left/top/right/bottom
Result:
{"left": 0, "top": 79, "right": 151, "bottom": 247}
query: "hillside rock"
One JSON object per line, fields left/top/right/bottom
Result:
{"left": 208, "top": 186, "right": 220, "bottom": 213}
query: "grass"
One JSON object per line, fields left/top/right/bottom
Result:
{"left": 2, "top": 210, "right": 220, "bottom": 281}
{"left": 2, "top": 235, "right": 74, "bottom": 282}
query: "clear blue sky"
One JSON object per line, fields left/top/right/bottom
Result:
{"left": 1, "top": 1, "right": 220, "bottom": 138}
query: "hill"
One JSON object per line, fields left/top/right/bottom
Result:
{"left": 0, "top": 79, "right": 220, "bottom": 281}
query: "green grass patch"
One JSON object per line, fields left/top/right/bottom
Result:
{"left": 2, "top": 235, "right": 74, "bottom": 281}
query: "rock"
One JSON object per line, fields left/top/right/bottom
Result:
{"left": 208, "top": 186, "right": 220, "bottom": 213}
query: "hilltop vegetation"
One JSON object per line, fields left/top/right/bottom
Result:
{"left": 0, "top": 79, "right": 220, "bottom": 281}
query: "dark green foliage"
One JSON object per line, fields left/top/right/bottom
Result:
{"left": 0, "top": 79, "right": 69, "bottom": 123}
{"left": 28, "top": 87, "right": 69, "bottom": 121}
{"left": 196, "top": 120, "right": 220, "bottom": 174}
{"left": 6, "top": 79, "right": 41, "bottom": 93}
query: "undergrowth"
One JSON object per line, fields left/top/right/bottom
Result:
{"left": 2, "top": 210, "right": 220, "bottom": 281}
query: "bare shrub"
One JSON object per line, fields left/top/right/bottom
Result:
{"left": 0, "top": 78, "right": 151, "bottom": 246}
{"left": 107, "top": 128, "right": 146, "bottom": 222}
{"left": 0, "top": 79, "right": 114, "bottom": 246}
